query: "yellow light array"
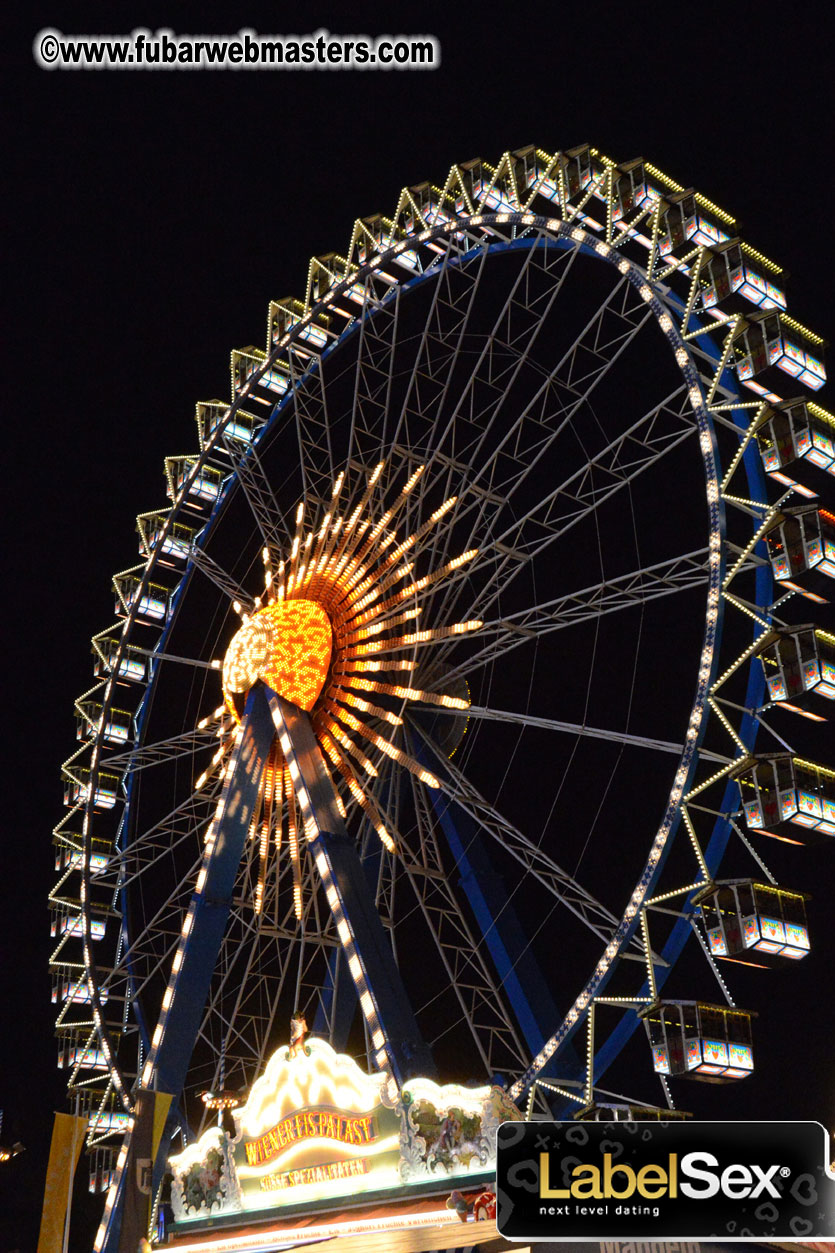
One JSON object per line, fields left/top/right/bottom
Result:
{"left": 319, "top": 717, "right": 379, "bottom": 779}
{"left": 361, "top": 467, "right": 424, "bottom": 550}
{"left": 349, "top": 550, "right": 476, "bottom": 623}
{"left": 324, "top": 462, "right": 386, "bottom": 574}
{"left": 319, "top": 733, "right": 395, "bottom": 853}
{"left": 335, "top": 658, "right": 416, "bottom": 674}
{"left": 345, "top": 620, "right": 483, "bottom": 655}
{"left": 284, "top": 763, "right": 302, "bottom": 921}
{"left": 331, "top": 467, "right": 426, "bottom": 594}
{"left": 324, "top": 467, "right": 393, "bottom": 586}
{"left": 327, "top": 515, "right": 369, "bottom": 585}
{"left": 223, "top": 600, "right": 332, "bottom": 716}
{"left": 333, "top": 689, "right": 403, "bottom": 727}
{"left": 334, "top": 522, "right": 393, "bottom": 591}
{"left": 348, "top": 562, "right": 415, "bottom": 616}
{"left": 255, "top": 749, "right": 279, "bottom": 915}
{"left": 328, "top": 704, "right": 440, "bottom": 788}
{"left": 286, "top": 531, "right": 315, "bottom": 596}
{"left": 273, "top": 559, "right": 286, "bottom": 602}
{"left": 195, "top": 737, "right": 232, "bottom": 793}
{"left": 217, "top": 464, "right": 480, "bottom": 870}
{"left": 342, "top": 607, "right": 422, "bottom": 641}
{"left": 345, "top": 546, "right": 425, "bottom": 605}
{"left": 339, "top": 496, "right": 456, "bottom": 604}
{"left": 274, "top": 764, "right": 285, "bottom": 854}
{"left": 286, "top": 504, "right": 305, "bottom": 587}
{"left": 308, "top": 511, "right": 333, "bottom": 573}
{"left": 357, "top": 680, "right": 469, "bottom": 710}
{"left": 262, "top": 545, "right": 273, "bottom": 588}
{"left": 388, "top": 496, "right": 458, "bottom": 562}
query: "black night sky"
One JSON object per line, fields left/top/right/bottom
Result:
{"left": 4, "top": 4, "right": 834, "bottom": 1251}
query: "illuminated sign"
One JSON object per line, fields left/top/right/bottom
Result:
{"left": 244, "top": 1111, "right": 377, "bottom": 1166}
{"left": 232, "top": 1040, "right": 401, "bottom": 1210}
{"left": 260, "top": 1157, "right": 370, "bottom": 1192}
{"left": 169, "top": 1038, "right": 522, "bottom": 1225}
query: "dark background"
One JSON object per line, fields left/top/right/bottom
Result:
{"left": 4, "top": 4, "right": 834, "bottom": 1250}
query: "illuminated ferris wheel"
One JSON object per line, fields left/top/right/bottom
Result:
{"left": 50, "top": 144, "right": 835, "bottom": 1242}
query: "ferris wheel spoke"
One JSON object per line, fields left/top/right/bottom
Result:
{"left": 418, "top": 263, "right": 653, "bottom": 574}
{"left": 384, "top": 243, "right": 494, "bottom": 495}
{"left": 209, "top": 855, "right": 313, "bottom": 1025}
{"left": 198, "top": 931, "right": 295, "bottom": 1096}
{"left": 423, "top": 373, "right": 690, "bottom": 632}
{"left": 403, "top": 240, "right": 586, "bottom": 540}
{"left": 99, "top": 726, "right": 220, "bottom": 774}
{"left": 344, "top": 283, "right": 404, "bottom": 476}
{"left": 234, "top": 441, "right": 295, "bottom": 554}
{"left": 94, "top": 784, "right": 222, "bottom": 893}
{"left": 408, "top": 719, "right": 637, "bottom": 954}
{"left": 289, "top": 350, "right": 338, "bottom": 508}
{"left": 412, "top": 232, "right": 585, "bottom": 475}
{"left": 433, "top": 387, "right": 695, "bottom": 634}
{"left": 188, "top": 544, "right": 254, "bottom": 608}
{"left": 378, "top": 771, "right": 531, "bottom": 1076}
{"left": 436, "top": 548, "right": 709, "bottom": 685}
{"left": 440, "top": 704, "right": 688, "bottom": 756}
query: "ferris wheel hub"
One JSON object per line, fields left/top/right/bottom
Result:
{"left": 222, "top": 598, "right": 333, "bottom": 717}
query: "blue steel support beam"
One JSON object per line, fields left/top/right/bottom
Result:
{"left": 102, "top": 685, "right": 275, "bottom": 1253}
{"left": 152, "top": 685, "right": 276, "bottom": 1100}
{"left": 267, "top": 690, "right": 436, "bottom": 1083}
{"left": 415, "top": 732, "right": 583, "bottom": 1099}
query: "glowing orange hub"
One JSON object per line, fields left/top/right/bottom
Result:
{"left": 222, "top": 599, "right": 332, "bottom": 716}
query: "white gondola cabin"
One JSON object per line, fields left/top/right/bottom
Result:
{"left": 700, "top": 240, "right": 786, "bottom": 314}
{"left": 63, "top": 767, "right": 120, "bottom": 811}
{"left": 733, "top": 311, "right": 826, "bottom": 396}
{"left": 92, "top": 640, "right": 146, "bottom": 684}
{"left": 755, "top": 399, "right": 835, "bottom": 480}
{"left": 88, "top": 1147, "right": 116, "bottom": 1194}
{"left": 76, "top": 702, "right": 132, "bottom": 747}
{"left": 231, "top": 345, "right": 267, "bottom": 391}
{"left": 511, "top": 145, "right": 540, "bottom": 195}
{"left": 764, "top": 506, "right": 835, "bottom": 595}
{"left": 54, "top": 835, "right": 110, "bottom": 874}
{"left": 114, "top": 575, "right": 170, "bottom": 624}
{"left": 52, "top": 972, "right": 110, "bottom": 1005}
{"left": 756, "top": 625, "right": 835, "bottom": 709}
{"left": 641, "top": 1001, "right": 755, "bottom": 1082}
{"left": 735, "top": 753, "right": 835, "bottom": 844}
{"left": 606, "top": 159, "right": 649, "bottom": 222}
{"left": 196, "top": 402, "right": 263, "bottom": 452}
{"left": 57, "top": 1043, "right": 108, "bottom": 1071}
{"left": 137, "top": 513, "right": 196, "bottom": 564}
{"left": 694, "top": 879, "right": 810, "bottom": 965}
{"left": 165, "top": 457, "right": 224, "bottom": 508}
{"left": 50, "top": 903, "right": 107, "bottom": 941}
{"left": 659, "top": 190, "right": 730, "bottom": 258}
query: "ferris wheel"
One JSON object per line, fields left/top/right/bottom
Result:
{"left": 50, "top": 144, "right": 834, "bottom": 1245}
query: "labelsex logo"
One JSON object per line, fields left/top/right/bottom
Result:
{"left": 496, "top": 1121, "right": 835, "bottom": 1241}
{"left": 539, "top": 1151, "right": 783, "bottom": 1201}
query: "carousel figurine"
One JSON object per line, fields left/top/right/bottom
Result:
{"left": 288, "top": 1011, "right": 308, "bottom": 1059}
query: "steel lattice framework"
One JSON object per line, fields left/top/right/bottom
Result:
{"left": 47, "top": 145, "right": 833, "bottom": 1249}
